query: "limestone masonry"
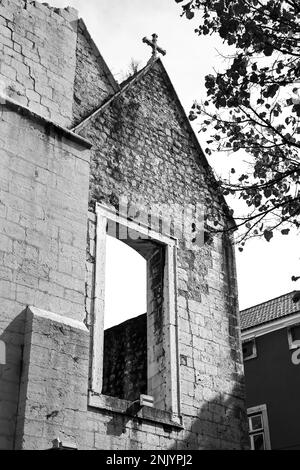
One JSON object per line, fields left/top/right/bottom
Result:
{"left": 0, "top": 0, "right": 249, "bottom": 450}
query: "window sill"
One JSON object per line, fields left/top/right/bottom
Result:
{"left": 88, "top": 391, "right": 183, "bottom": 429}
{"left": 243, "top": 354, "right": 257, "bottom": 361}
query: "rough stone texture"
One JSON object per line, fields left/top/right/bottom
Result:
{"left": 102, "top": 313, "right": 147, "bottom": 402}
{"left": 146, "top": 242, "right": 166, "bottom": 410}
{"left": 0, "top": 0, "right": 118, "bottom": 128}
{"left": 0, "top": 0, "right": 79, "bottom": 127}
{"left": 72, "top": 19, "right": 118, "bottom": 126}
{"left": 15, "top": 306, "right": 90, "bottom": 450}
{"left": 0, "top": 0, "right": 249, "bottom": 450}
{"left": 0, "top": 100, "right": 90, "bottom": 449}
{"left": 81, "top": 61, "right": 249, "bottom": 449}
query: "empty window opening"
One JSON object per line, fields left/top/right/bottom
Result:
{"left": 92, "top": 206, "right": 180, "bottom": 416}
{"left": 102, "top": 234, "right": 147, "bottom": 401}
{"left": 102, "top": 230, "right": 166, "bottom": 405}
{"left": 104, "top": 235, "right": 147, "bottom": 330}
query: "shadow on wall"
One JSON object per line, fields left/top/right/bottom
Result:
{"left": 0, "top": 314, "right": 249, "bottom": 449}
{"left": 106, "top": 402, "right": 142, "bottom": 438}
{"left": 0, "top": 310, "right": 26, "bottom": 450}
{"left": 172, "top": 375, "right": 250, "bottom": 450}
{"left": 167, "top": 236, "right": 248, "bottom": 449}
{"left": 101, "top": 375, "right": 249, "bottom": 449}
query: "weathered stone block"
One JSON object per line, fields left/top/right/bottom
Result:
{"left": 15, "top": 306, "right": 89, "bottom": 450}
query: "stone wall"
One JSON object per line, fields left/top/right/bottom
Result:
{"left": 0, "top": 99, "right": 90, "bottom": 449}
{"left": 146, "top": 242, "right": 166, "bottom": 410}
{"left": 0, "top": 0, "right": 78, "bottom": 126}
{"left": 0, "top": 0, "right": 249, "bottom": 450}
{"left": 15, "top": 306, "right": 90, "bottom": 450}
{"left": 72, "top": 19, "right": 118, "bottom": 126}
{"left": 83, "top": 217, "right": 248, "bottom": 450}
{"left": 102, "top": 313, "right": 147, "bottom": 402}
{"left": 0, "top": 0, "right": 117, "bottom": 128}
{"left": 80, "top": 60, "right": 249, "bottom": 449}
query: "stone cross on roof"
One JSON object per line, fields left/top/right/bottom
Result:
{"left": 142, "top": 34, "right": 166, "bottom": 60}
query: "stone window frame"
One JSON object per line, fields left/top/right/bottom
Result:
{"left": 88, "top": 202, "right": 182, "bottom": 424}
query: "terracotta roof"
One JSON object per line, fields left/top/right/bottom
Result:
{"left": 240, "top": 291, "right": 300, "bottom": 331}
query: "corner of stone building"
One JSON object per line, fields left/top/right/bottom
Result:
{"left": 14, "top": 306, "right": 90, "bottom": 450}
{"left": 0, "top": 94, "right": 92, "bottom": 448}
{"left": 0, "top": 0, "right": 80, "bottom": 127}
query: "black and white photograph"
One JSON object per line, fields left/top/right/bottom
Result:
{"left": 0, "top": 0, "right": 299, "bottom": 454}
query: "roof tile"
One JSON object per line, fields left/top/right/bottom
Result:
{"left": 240, "top": 291, "right": 300, "bottom": 331}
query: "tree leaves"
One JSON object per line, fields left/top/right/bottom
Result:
{"left": 263, "top": 44, "right": 274, "bottom": 56}
{"left": 264, "top": 84, "right": 279, "bottom": 99}
{"left": 175, "top": 0, "right": 300, "bottom": 246}
{"left": 293, "top": 104, "right": 300, "bottom": 117}
{"left": 263, "top": 229, "right": 273, "bottom": 242}
{"left": 180, "top": 1, "right": 195, "bottom": 19}
{"left": 186, "top": 10, "right": 195, "bottom": 19}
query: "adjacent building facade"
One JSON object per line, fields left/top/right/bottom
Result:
{"left": 241, "top": 291, "right": 300, "bottom": 450}
{"left": 0, "top": 0, "right": 248, "bottom": 450}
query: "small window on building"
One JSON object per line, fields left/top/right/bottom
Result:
{"left": 247, "top": 405, "right": 271, "bottom": 450}
{"left": 287, "top": 324, "right": 300, "bottom": 350}
{"left": 242, "top": 338, "right": 257, "bottom": 361}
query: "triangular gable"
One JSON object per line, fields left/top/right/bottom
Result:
{"left": 145, "top": 60, "right": 236, "bottom": 227}
{"left": 77, "top": 19, "right": 119, "bottom": 93}
{"left": 72, "top": 58, "right": 155, "bottom": 133}
{"left": 73, "top": 57, "right": 235, "bottom": 227}
{"left": 73, "top": 19, "right": 120, "bottom": 125}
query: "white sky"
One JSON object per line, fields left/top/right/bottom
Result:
{"left": 50, "top": 0, "right": 300, "bottom": 323}
{"left": 105, "top": 236, "right": 146, "bottom": 329}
